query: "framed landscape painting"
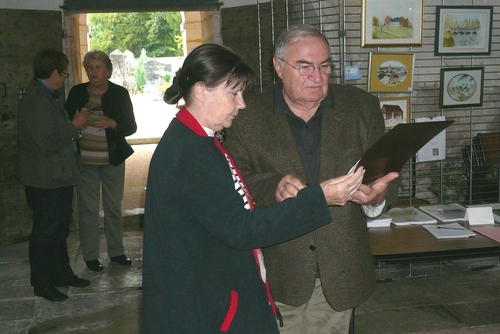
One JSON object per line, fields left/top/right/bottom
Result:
{"left": 435, "top": 6, "right": 493, "bottom": 56}
{"left": 439, "top": 67, "right": 484, "bottom": 108}
{"left": 368, "top": 53, "right": 415, "bottom": 92}
{"left": 362, "top": 0, "right": 423, "bottom": 47}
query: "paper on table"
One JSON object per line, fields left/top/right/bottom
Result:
{"left": 419, "top": 203, "right": 467, "bottom": 222}
{"left": 467, "top": 203, "right": 500, "bottom": 223}
{"left": 386, "top": 207, "right": 437, "bottom": 226}
{"left": 423, "top": 223, "right": 476, "bottom": 239}
{"left": 474, "top": 226, "right": 500, "bottom": 243}
{"left": 367, "top": 213, "right": 392, "bottom": 228}
{"left": 465, "top": 207, "right": 495, "bottom": 226}
{"left": 351, "top": 121, "right": 454, "bottom": 183}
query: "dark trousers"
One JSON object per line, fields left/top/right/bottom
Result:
{"left": 27, "top": 185, "right": 75, "bottom": 287}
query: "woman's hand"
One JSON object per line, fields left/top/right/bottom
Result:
{"left": 93, "top": 115, "right": 117, "bottom": 130}
{"left": 275, "top": 174, "right": 307, "bottom": 202}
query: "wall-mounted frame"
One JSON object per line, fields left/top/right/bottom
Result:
{"left": 439, "top": 67, "right": 484, "bottom": 109}
{"left": 379, "top": 96, "right": 410, "bottom": 129}
{"left": 361, "top": 0, "right": 423, "bottom": 47}
{"left": 368, "top": 52, "right": 415, "bottom": 92}
{"left": 434, "top": 6, "right": 493, "bottom": 56}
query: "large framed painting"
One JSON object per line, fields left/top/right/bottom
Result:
{"left": 434, "top": 6, "right": 493, "bottom": 56}
{"left": 368, "top": 53, "right": 415, "bottom": 92}
{"left": 439, "top": 67, "right": 484, "bottom": 109}
{"left": 361, "top": 0, "right": 423, "bottom": 47}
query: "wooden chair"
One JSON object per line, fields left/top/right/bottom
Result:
{"left": 463, "top": 132, "right": 500, "bottom": 203}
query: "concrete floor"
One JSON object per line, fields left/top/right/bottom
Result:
{"left": 2, "top": 142, "right": 500, "bottom": 333}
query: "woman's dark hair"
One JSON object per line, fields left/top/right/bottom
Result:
{"left": 164, "top": 44, "right": 254, "bottom": 105}
{"left": 33, "top": 48, "right": 69, "bottom": 79}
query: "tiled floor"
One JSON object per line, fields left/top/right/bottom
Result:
{"left": 2, "top": 219, "right": 500, "bottom": 333}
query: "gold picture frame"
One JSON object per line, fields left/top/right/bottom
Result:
{"left": 379, "top": 96, "right": 410, "bottom": 129}
{"left": 361, "top": 0, "right": 423, "bottom": 47}
{"left": 368, "top": 52, "right": 415, "bottom": 93}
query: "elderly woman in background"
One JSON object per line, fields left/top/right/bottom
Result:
{"left": 65, "top": 50, "right": 137, "bottom": 272}
{"left": 141, "top": 43, "right": 365, "bottom": 333}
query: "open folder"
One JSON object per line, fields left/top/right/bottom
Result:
{"left": 354, "top": 120, "right": 454, "bottom": 183}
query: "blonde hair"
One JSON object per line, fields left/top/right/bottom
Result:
{"left": 84, "top": 50, "right": 113, "bottom": 78}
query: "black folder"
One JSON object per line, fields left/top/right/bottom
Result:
{"left": 356, "top": 120, "right": 454, "bottom": 183}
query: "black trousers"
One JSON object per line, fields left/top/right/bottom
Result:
{"left": 27, "top": 185, "right": 75, "bottom": 287}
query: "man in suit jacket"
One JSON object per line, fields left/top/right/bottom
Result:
{"left": 224, "top": 24, "right": 400, "bottom": 333}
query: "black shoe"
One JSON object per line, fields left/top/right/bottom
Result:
{"left": 55, "top": 275, "right": 90, "bottom": 287}
{"left": 110, "top": 254, "right": 132, "bottom": 265}
{"left": 86, "top": 259, "right": 103, "bottom": 272}
{"left": 34, "top": 287, "right": 68, "bottom": 302}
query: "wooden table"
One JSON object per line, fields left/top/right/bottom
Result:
{"left": 370, "top": 223, "right": 500, "bottom": 262}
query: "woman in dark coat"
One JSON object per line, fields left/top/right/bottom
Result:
{"left": 142, "top": 44, "right": 365, "bottom": 333}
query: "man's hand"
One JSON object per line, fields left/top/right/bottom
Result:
{"left": 351, "top": 172, "right": 399, "bottom": 205}
{"left": 320, "top": 167, "right": 365, "bottom": 206}
{"left": 71, "top": 109, "right": 89, "bottom": 129}
{"left": 275, "top": 174, "right": 307, "bottom": 202}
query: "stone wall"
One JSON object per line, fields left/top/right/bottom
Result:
{"left": 0, "top": 9, "right": 64, "bottom": 245}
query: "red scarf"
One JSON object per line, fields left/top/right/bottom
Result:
{"left": 176, "top": 107, "right": 277, "bottom": 319}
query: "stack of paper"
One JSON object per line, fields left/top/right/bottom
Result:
{"left": 419, "top": 203, "right": 467, "bottom": 222}
{"left": 387, "top": 207, "right": 437, "bottom": 226}
{"left": 423, "top": 223, "right": 476, "bottom": 239}
{"left": 367, "top": 213, "right": 392, "bottom": 228}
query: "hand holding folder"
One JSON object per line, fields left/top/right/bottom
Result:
{"left": 352, "top": 121, "right": 454, "bottom": 183}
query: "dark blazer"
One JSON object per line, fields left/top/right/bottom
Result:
{"left": 224, "top": 84, "right": 400, "bottom": 311}
{"left": 142, "top": 117, "right": 334, "bottom": 333}
{"left": 64, "top": 81, "right": 137, "bottom": 166}
{"left": 16, "top": 79, "right": 80, "bottom": 188}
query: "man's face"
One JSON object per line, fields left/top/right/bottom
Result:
{"left": 274, "top": 36, "right": 330, "bottom": 109}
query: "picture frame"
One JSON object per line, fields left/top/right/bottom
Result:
{"left": 434, "top": 6, "right": 493, "bottom": 56}
{"left": 368, "top": 52, "right": 415, "bottom": 92}
{"left": 439, "top": 67, "right": 484, "bottom": 109}
{"left": 361, "top": 0, "right": 423, "bottom": 47}
{"left": 379, "top": 96, "right": 410, "bottom": 129}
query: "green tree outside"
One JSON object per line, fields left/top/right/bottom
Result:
{"left": 134, "top": 49, "right": 147, "bottom": 92}
{"left": 89, "top": 12, "right": 183, "bottom": 58}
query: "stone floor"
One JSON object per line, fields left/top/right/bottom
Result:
{"left": 2, "top": 219, "right": 500, "bottom": 333}
{"left": 3, "top": 142, "right": 500, "bottom": 333}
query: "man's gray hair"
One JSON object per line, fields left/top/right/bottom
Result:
{"left": 274, "top": 24, "right": 330, "bottom": 59}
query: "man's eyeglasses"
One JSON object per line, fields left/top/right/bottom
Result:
{"left": 61, "top": 71, "right": 70, "bottom": 78}
{"left": 276, "top": 57, "right": 334, "bottom": 76}
{"left": 87, "top": 105, "right": 102, "bottom": 114}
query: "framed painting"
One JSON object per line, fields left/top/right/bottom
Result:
{"left": 434, "top": 6, "right": 493, "bottom": 56}
{"left": 439, "top": 67, "right": 484, "bottom": 109}
{"left": 379, "top": 96, "right": 410, "bottom": 129}
{"left": 361, "top": 0, "right": 423, "bottom": 47}
{"left": 368, "top": 53, "right": 415, "bottom": 92}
